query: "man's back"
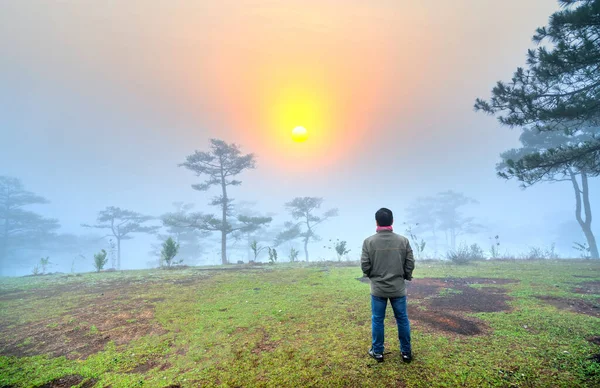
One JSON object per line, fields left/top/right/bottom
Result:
{"left": 361, "top": 230, "right": 414, "bottom": 298}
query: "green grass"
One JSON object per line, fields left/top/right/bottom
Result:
{"left": 0, "top": 260, "right": 599, "bottom": 387}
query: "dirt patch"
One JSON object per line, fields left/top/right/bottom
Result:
{"left": 571, "top": 281, "right": 600, "bottom": 295}
{"left": 407, "top": 306, "right": 482, "bottom": 335}
{"left": 536, "top": 296, "right": 600, "bottom": 318}
{"left": 357, "top": 277, "right": 517, "bottom": 336}
{"left": 127, "top": 359, "right": 170, "bottom": 374}
{"left": 34, "top": 375, "right": 97, "bottom": 388}
{"left": 429, "top": 286, "right": 511, "bottom": 313}
{"left": 251, "top": 328, "right": 281, "bottom": 355}
{"left": 587, "top": 336, "right": 600, "bottom": 345}
{"left": 0, "top": 282, "right": 167, "bottom": 360}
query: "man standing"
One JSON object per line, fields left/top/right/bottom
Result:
{"left": 361, "top": 207, "right": 415, "bottom": 363}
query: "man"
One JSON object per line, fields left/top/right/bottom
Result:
{"left": 361, "top": 207, "right": 415, "bottom": 363}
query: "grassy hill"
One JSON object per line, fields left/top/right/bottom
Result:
{"left": 1, "top": 260, "right": 599, "bottom": 387}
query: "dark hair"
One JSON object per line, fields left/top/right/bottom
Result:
{"left": 375, "top": 208, "right": 393, "bottom": 227}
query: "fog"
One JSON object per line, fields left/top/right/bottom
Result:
{"left": 1, "top": 0, "right": 598, "bottom": 276}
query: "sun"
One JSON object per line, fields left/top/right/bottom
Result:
{"left": 291, "top": 126, "right": 308, "bottom": 142}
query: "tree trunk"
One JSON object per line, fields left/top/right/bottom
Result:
{"left": 117, "top": 238, "right": 121, "bottom": 270}
{"left": 569, "top": 169, "right": 599, "bottom": 259}
{"left": 304, "top": 237, "right": 309, "bottom": 262}
{"left": 220, "top": 170, "right": 229, "bottom": 265}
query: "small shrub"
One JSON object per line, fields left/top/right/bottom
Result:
{"left": 521, "top": 244, "right": 560, "bottom": 260}
{"left": 39, "top": 257, "right": 50, "bottom": 274}
{"left": 161, "top": 237, "right": 181, "bottom": 268}
{"left": 573, "top": 242, "right": 592, "bottom": 259}
{"left": 31, "top": 265, "right": 40, "bottom": 276}
{"left": 404, "top": 223, "right": 427, "bottom": 259}
{"left": 289, "top": 247, "right": 299, "bottom": 262}
{"left": 446, "top": 243, "right": 485, "bottom": 265}
{"left": 250, "top": 240, "right": 267, "bottom": 261}
{"left": 489, "top": 235, "right": 500, "bottom": 259}
{"left": 93, "top": 249, "right": 108, "bottom": 272}
{"left": 268, "top": 247, "right": 278, "bottom": 264}
{"left": 326, "top": 239, "right": 351, "bottom": 261}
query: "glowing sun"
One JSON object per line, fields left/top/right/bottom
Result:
{"left": 291, "top": 126, "right": 308, "bottom": 142}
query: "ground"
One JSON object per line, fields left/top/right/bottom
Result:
{"left": 0, "top": 260, "right": 599, "bottom": 387}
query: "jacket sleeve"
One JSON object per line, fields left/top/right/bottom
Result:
{"left": 404, "top": 241, "right": 415, "bottom": 280}
{"left": 360, "top": 240, "right": 371, "bottom": 277}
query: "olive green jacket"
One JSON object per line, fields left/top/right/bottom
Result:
{"left": 361, "top": 230, "right": 415, "bottom": 298}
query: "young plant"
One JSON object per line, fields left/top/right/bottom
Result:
{"left": 489, "top": 235, "right": 500, "bottom": 259}
{"left": 250, "top": 240, "right": 267, "bottom": 261}
{"left": 573, "top": 242, "right": 592, "bottom": 259}
{"left": 39, "top": 256, "right": 50, "bottom": 274}
{"left": 31, "top": 265, "right": 40, "bottom": 276}
{"left": 289, "top": 247, "right": 299, "bottom": 262}
{"left": 268, "top": 247, "right": 278, "bottom": 264}
{"left": 336, "top": 240, "right": 350, "bottom": 261}
{"left": 161, "top": 237, "right": 180, "bottom": 268}
{"left": 93, "top": 249, "right": 108, "bottom": 272}
{"left": 404, "top": 223, "right": 426, "bottom": 260}
{"left": 326, "top": 239, "right": 351, "bottom": 261}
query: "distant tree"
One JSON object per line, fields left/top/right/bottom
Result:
{"left": 0, "top": 176, "right": 60, "bottom": 274}
{"left": 267, "top": 247, "right": 278, "bottom": 264}
{"left": 39, "top": 256, "right": 50, "bottom": 274}
{"left": 475, "top": 0, "right": 600, "bottom": 173}
{"left": 93, "top": 249, "right": 108, "bottom": 272}
{"left": 289, "top": 247, "right": 299, "bottom": 262}
{"left": 435, "top": 191, "right": 483, "bottom": 250}
{"left": 155, "top": 202, "right": 208, "bottom": 265}
{"left": 161, "top": 237, "right": 180, "bottom": 268}
{"left": 497, "top": 127, "right": 599, "bottom": 258}
{"left": 276, "top": 197, "right": 338, "bottom": 262}
{"left": 179, "top": 139, "right": 257, "bottom": 265}
{"left": 405, "top": 196, "right": 440, "bottom": 253}
{"left": 231, "top": 201, "right": 276, "bottom": 262}
{"left": 83, "top": 206, "right": 159, "bottom": 270}
{"left": 327, "top": 239, "right": 350, "bottom": 261}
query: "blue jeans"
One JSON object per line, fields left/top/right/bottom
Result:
{"left": 371, "top": 295, "right": 411, "bottom": 354}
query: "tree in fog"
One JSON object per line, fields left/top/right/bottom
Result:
{"left": 498, "top": 127, "right": 599, "bottom": 258}
{"left": 83, "top": 206, "right": 159, "bottom": 269}
{"left": 407, "top": 191, "right": 481, "bottom": 251}
{"left": 405, "top": 196, "right": 440, "bottom": 253}
{"left": 152, "top": 202, "right": 208, "bottom": 265}
{"left": 275, "top": 197, "right": 338, "bottom": 262}
{"left": 0, "top": 176, "right": 60, "bottom": 274}
{"left": 475, "top": 0, "right": 600, "bottom": 173}
{"left": 435, "top": 191, "right": 482, "bottom": 250}
{"left": 231, "top": 201, "right": 275, "bottom": 262}
{"left": 179, "top": 139, "right": 257, "bottom": 264}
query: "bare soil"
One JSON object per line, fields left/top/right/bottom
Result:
{"left": 535, "top": 295, "right": 600, "bottom": 318}
{"left": 34, "top": 375, "right": 97, "bottom": 388}
{"left": 571, "top": 281, "right": 600, "bottom": 295}
{"left": 358, "top": 277, "right": 517, "bottom": 336}
{"left": 0, "top": 279, "right": 171, "bottom": 360}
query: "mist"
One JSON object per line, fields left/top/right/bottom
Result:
{"left": 1, "top": 0, "right": 599, "bottom": 277}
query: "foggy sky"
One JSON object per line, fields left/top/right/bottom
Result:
{"left": 1, "top": 0, "right": 597, "bottom": 275}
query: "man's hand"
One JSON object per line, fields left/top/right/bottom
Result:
{"left": 403, "top": 274, "right": 412, "bottom": 281}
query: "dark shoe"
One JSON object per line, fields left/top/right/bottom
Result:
{"left": 401, "top": 352, "right": 412, "bottom": 363}
{"left": 368, "top": 348, "right": 384, "bottom": 362}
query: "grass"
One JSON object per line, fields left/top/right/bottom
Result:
{"left": 0, "top": 260, "right": 599, "bottom": 387}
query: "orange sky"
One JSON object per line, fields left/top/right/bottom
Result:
{"left": 146, "top": 0, "right": 436, "bottom": 171}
